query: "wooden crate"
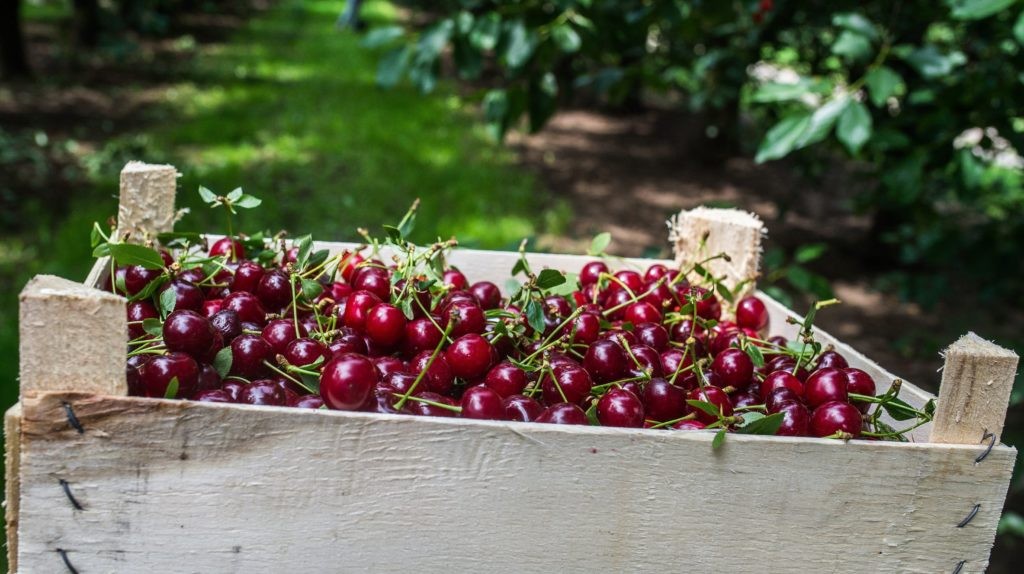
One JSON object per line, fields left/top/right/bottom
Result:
{"left": 4, "top": 163, "right": 1019, "bottom": 573}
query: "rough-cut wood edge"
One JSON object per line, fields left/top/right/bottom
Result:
{"left": 19, "top": 275, "right": 127, "bottom": 398}
{"left": 668, "top": 206, "right": 764, "bottom": 301}
{"left": 117, "top": 161, "right": 178, "bottom": 244}
{"left": 930, "top": 332, "right": 1019, "bottom": 445}
{"left": 12, "top": 392, "right": 1016, "bottom": 573}
{"left": 5, "top": 403, "right": 21, "bottom": 573}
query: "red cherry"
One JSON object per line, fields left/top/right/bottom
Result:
{"left": 469, "top": 281, "right": 502, "bottom": 310}
{"left": 597, "top": 387, "right": 644, "bottom": 427}
{"left": 222, "top": 291, "right": 267, "bottom": 325}
{"left": 635, "top": 323, "right": 669, "bottom": 352}
{"left": 231, "top": 261, "right": 265, "bottom": 294}
{"left": 736, "top": 296, "right": 769, "bottom": 331}
{"left": 671, "top": 420, "right": 707, "bottom": 431}
{"left": 261, "top": 319, "right": 307, "bottom": 354}
{"left": 804, "top": 368, "right": 849, "bottom": 408}
{"left": 504, "top": 394, "right": 543, "bottom": 422}
{"left": 583, "top": 339, "right": 627, "bottom": 383}
{"left": 760, "top": 370, "right": 804, "bottom": 400}
{"left": 642, "top": 378, "right": 688, "bottom": 422}
{"left": 541, "top": 364, "right": 593, "bottom": 406}
{"left": 643, "top": 264, "right": 670, "bottom": 283}
{"left": 255, "top": 270, "right": 294, "bottom": 311}
{"left": 229, "top": 334, "right": 272, "bottom": 378}
{"left": 365, "top": 303, "right": 407, "bottom": 347}
{"left": 320, "top": 354, "right": 378, "bottom": 410}
{"left": 775, "top": 402, "right": 810, "bottom": 436}
{"left": 291, "top": 394, "right": 325, "bottom": 409}
{"left": 442, "top": 300, "right": 486, "bottom": 337}
{"left": 343, "top": 290, "right": 383, "bottom": 332}
{"left": 445, "top": 334, "right": 494, "bottom": 379}
{"left": 766, "top": 387, "right": 800, "bottom": 413}
{"left": 209, "top": 237, "right": 245, "bottom": 260}
{"left": 535, "top": 403, "right": 588, "bottom": 425}
{"left": 610, "top": 270, "right": 643, "bottom": 294}
{"left": 483, "top": 362, "right": 528, "bottom": 398}
{"left": 338, "top": 252, "right": 365, "bottom": 283}
{"left": 127, "top": 300, "right": 159, "bottom": 339}
{"left": 810, "top": 401, "right": 862, "bottom": 438}
{"left": 624, "top": 301, "right": 662, "bottom": 325}
{"left": 442, "top": 269, "right": 468, "bottom": 290}
{"left": 192, "top": 389, "right": 233, "bottom": 403}
{"left": 352, "top": 267, "right": 392, "bottom": 301}
{"left": 124, "top": 265, "right": 162, "bottom": 296}
{"left": 710, "top": 348, "right": 754, "bottom": 389}
{"left": 405, "top": 392, "right": 458, "bottom": 417}
{"left": 579, "top": 261, "right": 608, "bottom": 286}
{"left": 283, "top": 338, "right": 329, "bottom": 367}
{"left": 460, "top": 386, "right": 505, "bottom": 420}
{"left": 688, "top": 386, "right": 733, "bottom": 424}
{"left": 139, "top": 352, "right": 199, "bottom": 398}
{"left": 843, "top": 368, "right": 876, "bottom": 413}
{"left": 410, "top": 351, "right": 455, "bottom": 395}
{"left": 571, "top": 313, "right": 601, "bottom": 345}
{"left": 403, "top": 317, "right": 444, "bottom": 355}
{"left": 241, "top": 379, "right": 287, "bottom": 406}
{"left": 162, "top": 310, "right": 217, "bottom": 360}
{"left": 329, "top": 332, "right": 368, "bottom": 357}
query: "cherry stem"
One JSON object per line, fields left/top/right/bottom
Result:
{"left": 646, "top": 412, "right": 698, "bottom": 429}
{"left": 394, "top": 320, "right": 454, "bottom": 411}
{"left": 392, "top": 393, "right": 462, "bottom": 413}
{"left": 521, "top": 308, "right": 585, "bottom": 366}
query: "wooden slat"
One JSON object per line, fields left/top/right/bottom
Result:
{"left": 117, "top": 162, "right": 178, "bottom": 243}
{"left": 15, "top": 393, "right": 1015, "bottom": 573}
{"left": 668, "top": 206, "right": 764, "bottom": 300}
{"left": 930, "top": 333, "right": 1018, "bottom": 445}
{"left": 5, "top": 403, "right": 22, "bottom": 573}
{"left": 19, "top": 275, "right": 127, "bottom": 398}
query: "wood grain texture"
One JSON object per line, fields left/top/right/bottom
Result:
{"left": 930, "top": 333, "right": 1019, "bottom": 445}
{"left": 19, "top": 275, "right": 127, "bottom": 398}
{"left": 117, "top": 161, "right": 178, "bottom": 243}
{"left": 15, "top": 392, "right": 1015, "bottom": 573}
{"left": 5, "top": 403, "right": 21, "bottom": 573}
{"left": 668, "top": 206, "right": 764, "bottom": 300}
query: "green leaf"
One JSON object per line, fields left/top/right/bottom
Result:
{"left": 585, "top": 400, "right": 600, "bottom": 425}
{"left": 865, "top": 66, "right": 904, "bottom": 107}
{"left": 547, "top": 272, "right": 579, "bottom": 296}
{"left": 686, "top": 399, "right": 721, "bottom": 419}
{"left": 1015, "top": 11, "right": 1024, "bottom": 44}
{"left": 226, "top": 188, "right": 243, "bottom": 202}
{"left": 903, "top": 45, "right": 966, "bottom": 78}
{"left": 795, "top": 95, "right": 849, "bottom": 148}
{"left": 234, "top": 194, "right": 262, "bottom": 209}
{"left": 832, "top": 30, "right": 873, "bottom": 62}
{"left": 755, "top": 113, "right": 812, "bottom": 163}
{"left": 504, "top": 20, "right": 536, "bottom": 69}
{"left": 470, "top": 13, "right": 501, "bottom": 51}
{"left": 737, "top": 412, "right": 785, "bottom": 435}
{"left": 300, "top": 277, "right": 323, "bottom": 301}
{"left": 159, "top": 287, "right": 177, "bottom": 317}
{"left": 712, "top": 428, "right": 727, "bottom": 449}
{"left": 361, "top": 25, "right": 405, "bottom": 48}
{"left": 164, "top": 376, "right": 180, "bottom": 399}
{"left": 141, "top": 317, "right": 163, "bottom": 337}
{"left": 588, "top": 232, "right": 611, "bottom": 256}
{"left": 536, "top": 269, "right": 567, "bottom": 290}
{"left": 213, "top": 346, "right": 233, "bottom": 378}
{"left": 998, "top": 512, "right": 1024, "bottom": 537}
{"left": 90, "top": 223, "right": 103, "bottom": 248}
{"left": 456, "top": 11, "right": 474, "bottom": 34}
{"left": 198, "top": 186, "right": 217, "bottom": 204}
{"left": 156, "top": 231, "right": 204, "bottom": 246}
{"left": 551, "top": 24, "right": 581, "bottom": 53}
{"left": 794, "top": 243, "right": 828, "bottom": 263}
{"left": 482, "top": 88, "right": 509, "bottom": 140}
{"left": 745, "top": 345, "right": 765, "bottom": 368}
{"left": 92, "top": 243, "right": 111, "bottom": 258}
{"left": 377, "top": 46, "right": 411, "bottom": 88}
{"left": 882, "top": 397, "right": 918, "bottom": 421}
{"left": 836, "top": 100, "right": 873, "bottom": 154}
{"left": 295, "top": 235, "right": 313, "bottom": 269}
{"left": 750, "top": 81, "right": 812, "bottom": 103}
{"left": 524, "top": 299, "right": 546, "bottom": 334}
{"left": 949, "top": 0, "right": 1017, "bottom": 20}
{"left": 511, "top": 256, "right": 529, "bottom": 278}
{"left": 109, "top": 243, "right": 165, "bottom": 270}
{"left": 832, "top": 13, "right": 879, "bottom": 41}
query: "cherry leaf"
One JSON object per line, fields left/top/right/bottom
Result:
{"left": 213, "top": 347, "right": 233, "bottom": 378}
{"left": 164, "top": 376, "right": 180, "bottom": 399}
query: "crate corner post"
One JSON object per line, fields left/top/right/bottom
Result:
{"left": 117, "top": 161, "right": 179, "bottom": 244}
{"left": 669, "top": 206, "right": 765, "bottom": 300}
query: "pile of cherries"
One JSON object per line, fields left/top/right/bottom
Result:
{"left": 115, "top": 235, "right": 874, "bottom": 439}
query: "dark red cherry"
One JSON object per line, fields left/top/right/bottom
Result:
{"left": 736, "top": 296, "right": 769, "bottom": 331}
{"left": 210, "top": 309, "right": 242, "bottom": 342}
{"left": 711, "top": 348, "right": 754, "bottom": 389}
{"left": 541, "top": 364, "right": 593, "bottom": 406}
{"left": 229, "top": 334, "right": 271, "bottom": 378}
{"left": 284, "top": 338, "right": 329, "bottom": 367}
{"left": 610, "top": 270, "right": 643, "bottom": 295}
{"left": 660, "top": 349, "right": 690, "bottom": 380}
{"left": 804, "top": 368, "right": 849, "bottom": 408}
{"left": 365, "top": 303, "right": 407, "bottom": 348}
{"left": 442, "top": 269, "right": 468, "bottom": 290}
{"left": 442, "top": 300, "right": 486, "bottom": 338}
{"left": 410, "top": 351, "right": 455, "bottom": 395}
{"left": 209, "top": 237, "right": 245, "bottom": 260}
{"left": 571, "top": 313, "right": 601, "bottom": 345}
{"left": 343, "top": 290, "right": 382, "bottom": 332}
{"left": 671, "top": 420, "right": 707, "bottom": 431}
{"left": 107, "top": 266, "right": 129, "bottom": 295}
{"left": 469, "top": 281, "right": 502, "bottom": 310}
{"left": 403, "top": 317, "right": 444, "bottom": 354}
{"left": 583, "top": 339, "right": 627, "bottom": 383}
{"left": 373, "top": 356, "right": 407, "bottom": 379}
{"left": 766, "top": 387, "right": 801, "bottom": 413}
{"left": 688, "top": 386, "right": 733, "bottom": 424}
{"left": 231, "top": 260, "right": 265, "bottom": 293}
{"left": 329, "top": 332, "right": 369, "bottom": 357}
{"left": 126, "top": 355, "right": 149, "bottom": 396}
{"left": 159, "top": 280, "right": 204, "bottom": 313}
{"left": 291, "top": 394, "right": 325, "bottom": 409}
{"left": 381, "top": 371, "right": 420, "bottom": 396}
{"left": 602, "top": 289, "right": 633, "bottom": 320}
{"left": 635, "top": 323, "right": 669, "bottom": 352}
{"left": 337, "top": 251, "right": 365, "bottom": 282}
{"left": 202, "top": 298, "right": 223, "bottom": 317}
{"left": 223, "top": 291, "right": 267, "bottom": 325}
{"left": 535, "top": 403, "right": 588, "bottom": 425}
{"left": 810, "top": 401, "right": 863, "bottom": 437}
{"left": 597, "top": 387, "right": 644, "bottom": 427}
{"left": 760, "top": 370, "right": 804, "bottom": 400}
{"left": 460, "top": 386, "right": 505, "bottom": 420}
{"left": 484, "top": 362, "right": 528, "bottom": 398}
{"left": 261, "top": 319, "right": 307, "bottom": 354}
{"left": 196, "top": 363, "right": 222, "bottom": 393}
{"left": 843, "top": 368, "right": 876, "bottom": 413}
{"left": 124, "top": 265, "right": 163, "bottom": 296}
{"left": 775, "top": 402, "right": 810, "bottom": 436}
{"left": 139, "top": 352, "right": 199, "bottom": 398}
{"left": 405, "top": 392, "right": 458, "bottom": 417}
{"left": 127, "top": 300, "right": 159, "bottom": 339}
{"left": 642, "top": 378, "right": 688, "bottom": 422}
{"left": 162, "top": 310, "right": 216, "bottom": 359}
{"left": 256, "top": 270, "right": 294, "bottom": 311}
{"left": 178, "top": 266, "right": 206, "bottom": 286}
{"left": 237, "top": 379, "right": 286, "bottom": 406}
{"left": 624, "top": 301, "right": 662, "bottom": 325}
{"left": 816, "top": 350, "right": 850, "bottom": 371}
{"left": 731, "top": 391, "right": 761, "bottom": 410}
{"left": 220, "top": 380, "right": 245, "bottom": 402}
{"left": 352, "top": 267, "right": 392, "bottom": 301}
{"left": 504, "top": 394, "right": 543, "bottom": 422}
{"left": 445, "top": 334, "right": 493, "bottom": 379}
{"left": 320, "top": 354, "right": 377, "bottom": 410}
{"left": 579, "top": 261, "right": 608, "bottom": 286}
{"left": 629, "top": 345, "right": 663, "bottom": 377}
{"left": 192, "top": 389, "right": 233, "bottom": 403}
{"left": 644, "top": 264, "right": 670, "bottom": 283}
{"left": 686, "top": 286, "right": 722, "bottom": 321}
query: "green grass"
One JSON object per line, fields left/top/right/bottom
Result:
{"left": 0, "top": 1, "right": 555, "bottom": 568}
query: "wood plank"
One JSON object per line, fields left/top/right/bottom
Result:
{"left": 668, "top": 206, "right": 764, "bottom": 300}
{"left": 117, "top": 162, "right": 179, "bottom": 243}
{"left": 14, "top": 393, "right": 1015, "bottom": 573}
{"left": 5, "top": 403, "right": 21, "bottom": 573}
{"left": 930, "top": 333, "right": 1018, "bottom": 445}
{"left": 19, "top": 275, "right": 127, "bottom": 398}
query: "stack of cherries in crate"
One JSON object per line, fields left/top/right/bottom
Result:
{"left": 97, "top": 196, "right": 931, "bottom": 442}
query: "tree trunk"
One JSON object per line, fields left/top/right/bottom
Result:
{"left": 0, "top": 0, "right": 31, "bottom": 79}
{"left": 73, "top": 0, "right": 101, "bottom": 48}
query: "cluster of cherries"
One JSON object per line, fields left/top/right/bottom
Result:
{"left": 116, "top": 235, "right": 873, "bottom": 438}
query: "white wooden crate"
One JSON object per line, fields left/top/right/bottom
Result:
{"left": 4, "top": 163, "right": 1018, "bottom": 573}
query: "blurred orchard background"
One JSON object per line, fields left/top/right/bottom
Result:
{"left": 2, "top": 0, "right": 1024, "bottom": 570}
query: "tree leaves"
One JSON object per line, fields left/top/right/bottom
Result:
{"left": 836, "top": 101, "right": 873, "bottom": 154}
{"left": 108, "top": 243, "right": 165, "bottom": 270}
{"left": 470, "top": 13, "right": 501, "bottom": 51}
{"left": 864, "top": 66, "right": 904, "bottom": 107}
{"left": 949, "top": 0, "right": 1018, "bottom": 20}
{"left": 377, "top": 46, "right": 411, "bottom": 88}
{"left": 551, "top": 24, "right": 581, "bottom": 53}
{"left": 755, "top": 113, "right": 812, "bottom": 163}
{"left": 588, "top": 232, "right": 611, "bottom": 256}
{"left": 504, "top": 20, "right": 536, "bottom": 69}
{"left": 361, "top": 26, "right": 405, "bottom": 49}
{"left": 832, "top": 13, "right": 879, "bottom": 41}
{"left": 832, "top": 30, "right": 873, "bottom": 62}
{"left": 902, "top": 45, "right": 966, "bottom": 78}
